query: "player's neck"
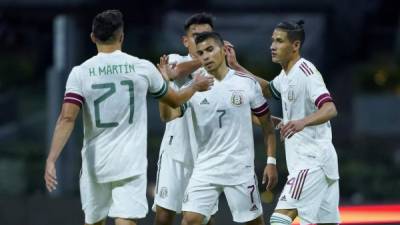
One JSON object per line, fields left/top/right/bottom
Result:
{"left": 96, "top": 43, "right": 122, "bottom": 53}
{"left": 211, "top": 63, "right": 229, "bottom": 81}
{"left": 282, "top": 55, "right": 301, "bottom": 74}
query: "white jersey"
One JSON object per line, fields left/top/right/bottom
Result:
{"left": 269, "top": 58, "right": 339, "bottom": 180}
{"left": 64, "top": 50, "right": 168, "bottom": 183}
{"left": 187, "top": 69, "right": 270, "bottom": 185}
{"left": 159, "top": 54, "right": 206, "bottom": 164}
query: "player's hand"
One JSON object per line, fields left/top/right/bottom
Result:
{"left": 157, "top": 54, "right": 175, "bottom": 80}
{"left": 280, "top": 119, "right": 306, "bottom": 139}
{"left": 44, "top": 160, "right": 58, "bottom": 192}
{"left": 271, "top": 116, "right": 283, "bottom": 130}
{"left": 192, "top": 74, "right": 214, "bottom": 92}
{"left": 223, "top": 40, "right": 234, "bottom": 48}
{"left": 262, "top": 164, "right": 278, "bottom": 191}
{"left": 224, "top": 41, "right": 238, "bottom": 68}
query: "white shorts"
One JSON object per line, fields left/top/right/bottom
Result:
{"left": 275, "top": 168, "right": 340, "bottom": 225}
{"left": 153, "top": 151, "right": 193, "bottom": 213}
{"left": 182, "top": 175, "right": 263, "bottom": 223}
{"left": 80, "top": 171, "right": 148, "bottom": 224}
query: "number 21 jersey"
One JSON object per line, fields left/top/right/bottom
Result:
{"left": 64, "top": 50, "right": 167, "bottom": 183}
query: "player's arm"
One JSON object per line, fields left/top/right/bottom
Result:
{"left": 156, "top": 56, "right": 196, "bottom": 121}
{"left": 44, "top": 103, "right": 80, "bottom": 192}
{"left": 302, "top": 101, "right": 337, "bottom": 126}
{"left": 251, "top": 80, "right": 278, "bottom": 190}
{"left": 157, "top": 54, "right": 202, "bottom": 81}
{"left": 252, "top": 115, "right": 282, "bottom": 129}
{"left": 224, "top": 43, "right": 273, "bottom": 98}
{"left": 171, "top": 59, "right": 202, "bottom": 80}
{"left": 257, "top": 111, "right": 278, "bottom": 191}
{"left": 281, "top": 101, "right": 337, "bottom": 138}
{"left": 159, "top": 101, "right": 185, "bottom": 122}
{"left": 159, "top": 75, "right": 213, "bottom": 108}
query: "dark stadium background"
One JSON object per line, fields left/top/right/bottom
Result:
{"left": 0, "top": 0, "right": 399, "bottom": 224}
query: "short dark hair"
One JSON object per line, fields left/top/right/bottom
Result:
{"left": 184, "top": 12, "right": 214, "bottom": 32}
{"left": 194, "top": 31, "right": 224, "bottom": 46}
{"left": 92, "top": 10, "right": 124, "bottom": 43}
{"left": 275, "top": 20, "right": 305, "bottom": 47}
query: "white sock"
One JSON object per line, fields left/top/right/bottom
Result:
{"left": 270, "top": 212, "right": 292, "bottom": 225}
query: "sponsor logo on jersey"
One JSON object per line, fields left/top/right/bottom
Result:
{"left": 200, "top": 98, "right": 209, "bottom": 105}
{"left": 231, "top": 91, "right": 244, "bottom": 106}
{"left": 250, "top": 204, "right": 258, "bottom": 211}
{"left": 159, "top": 187, "right": 168, "bottom": 199}
{"left": 280, "top": 195, "right": 287, "bottom": 201}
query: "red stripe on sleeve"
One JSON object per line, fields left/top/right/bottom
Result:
{"left": 64, "top": 92, "right": 85, "bottom": 107}
{"left": 251, "top": 102, "right": 270, "bottom": 117}
{"left": 65, "top": 92, "right": 85, "bottom": 102}
{"left": 315, "top": 93, "right": 333, "bottom": 109}
{"left": 64, "top": 99, "right": 82, "bottom": 107}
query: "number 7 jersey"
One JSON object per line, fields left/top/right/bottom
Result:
{"left": 64, "top": 50, "right": 168, "bottom": 183}
{"left": 186, "top": 69, "right": 270, "bottom": 185}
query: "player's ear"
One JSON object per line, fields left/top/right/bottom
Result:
{"left": 90, "top": 32, "right": 96, "bottom": 44}
{"left": 221, "top": 43, "right": 227, "bottom": 56}
{"left": 293, "top": 40, "right": 301, "bottom": 52}
{"left": 182, "top": 35, "right": 189, "bottom": 48}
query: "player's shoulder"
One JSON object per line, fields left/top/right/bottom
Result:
{"left": 116, "top": 52, "right": 148, "bottom": 65}
{"left": 232, "top": 70, "right": 257, "bottom": 84}
{"left": 79, "top": 54, "right": 97, "bottom": 68}
{"left": 130, "top": 57, "right": 157, "bottom": 72}
{"left": 274, "top": 70, "right": 285, "bottom": 80}
{"left": 68, "top": 65, "right": 83, "bottom": 77}
{"left": 295, "top": 58, "right": 320, "bottom": 78}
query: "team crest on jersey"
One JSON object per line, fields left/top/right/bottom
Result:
{"left": 159, "top": 187, "right": 168, "bottom": 199}
{"left": 287, "top": 86, "right": 296, "bottom": 102}
{"left": 230, "top": 91, "right": 244, "bottom": 106}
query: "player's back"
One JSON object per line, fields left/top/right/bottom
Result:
{"left": 66, "top": 50, "right": 167, "bottom": 183}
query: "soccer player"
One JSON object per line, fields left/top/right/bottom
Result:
{"left": 153, "top": 12, "right": 216, "bottom": 225}
{"left": 265, "top": 21, "right": 340, "bottom": 225}
{"left": 173, "top": 31, "right": 278, "bottom": 225}
{"left": 43, "top": 10, "right": 213, "bottom": 225}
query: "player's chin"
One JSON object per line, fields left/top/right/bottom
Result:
{"left": 204, "top": 63, "right": 216, "bottom": 72}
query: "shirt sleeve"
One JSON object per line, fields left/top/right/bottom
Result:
{"left": 250, "top": 81, "right": 270, "bottom": 117}
{"left": 179, "top": 102, "right": 189, "bottom": 117}
{"left": 64, "top": 66, "right": 85, "bottom": 107}
{"left": 167, "top": 53, "right": 183, "bottom": 64}
{"left": 269, "top": 74, "right": 282, "bottom": 100}
{"left": 307, "top": 72, "right": 333, "bottom": 109}
{"left": 144, "top": 60, "right": 169, "bottom": 99}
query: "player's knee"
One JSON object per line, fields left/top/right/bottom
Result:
{"left": 155, "top": 207, "right": 175, "bottom": 225}
{"left": 270, "top": 213, "right": 292, "bottom": 225}
{"left": 155, "top": 214, "right": 173, "bottom": 225}
{"left": 182, "top": 212, "right": 203, "bottom": 225}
